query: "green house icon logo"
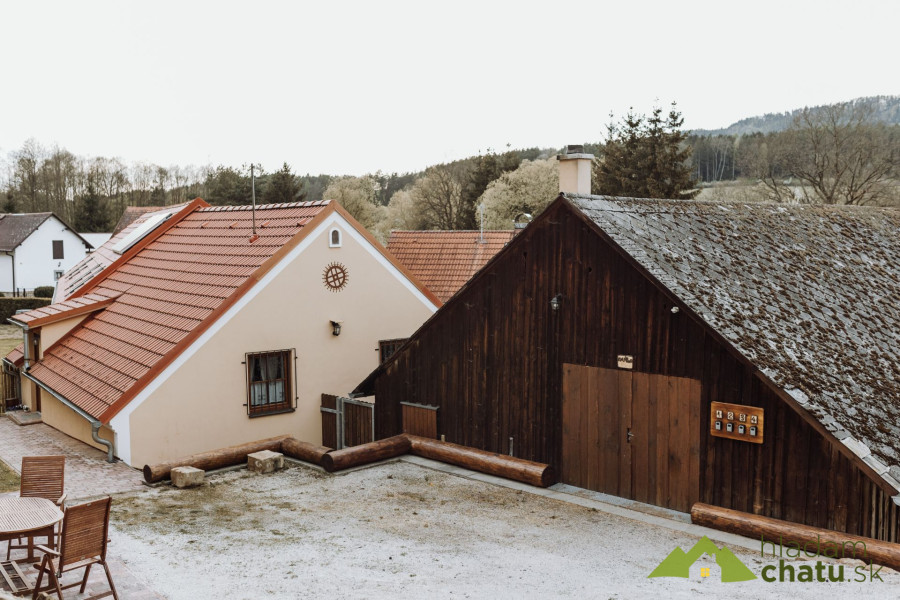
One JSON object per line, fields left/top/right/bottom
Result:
{"left": 649, "top": 536, "right": 757, "bottom": 582}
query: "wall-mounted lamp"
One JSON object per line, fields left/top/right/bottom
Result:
{"left": 330, "top": 320, "right": 342, "bottom": 336}
{"left": 550, "top": 294, "right": 562, "bottom": 312}
{"left": 671, "top": 306, "right": 680, "bottom": 314}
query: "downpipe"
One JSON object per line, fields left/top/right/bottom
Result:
{"left": 22, "top": 372, "right": 116, "bottom": 462}
{"left": 91, "top": 421, "right": 115, "bottom": 463}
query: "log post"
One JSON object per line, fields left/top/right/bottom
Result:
{"left": 281, "top": 438, "right": 331, "bottom": 465}
{"left": 320, "top": 435, "right": 411, "bottom": 472}
{"left": 407, "top": 435, "right": 557, "bottom": 488}
{"left": 691, "top": 502, "right": 900, "bottom": 571}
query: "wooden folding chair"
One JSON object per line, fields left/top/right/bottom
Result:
{"left": 6, "top": 456, "right": 66, "bottom": 561}
{"left": 31, "top": 497, "right": 118, "bottom": 600}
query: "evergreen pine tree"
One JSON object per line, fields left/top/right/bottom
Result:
{"left": 75, "top": 182, "right": 110, "bottom": 232}
{"left": 592, "top": 103, "right": 699, "bottom": 199}
{"left": 263, "top": 163, "right": 305, "bottom": 204}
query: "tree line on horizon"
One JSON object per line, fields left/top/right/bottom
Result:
{"left": 2, "top": 97, "right": 897, "bottom": 238}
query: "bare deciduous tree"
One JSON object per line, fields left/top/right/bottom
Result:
{"left": 410, "top": 164, "right": 467, "bottom": 230}
{"left": 786, "top": 102, "right": 897, "bottom": 205}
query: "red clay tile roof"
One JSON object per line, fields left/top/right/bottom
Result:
{"left": 386, "top": 230, "right": 517, "bottom": 302}
{"left": 112, "top": 205, "right": 168, "bottom": 236}
{"left": 27, "top": 200, "right": 333, "bottom": 421}
{"left": 55, "top": 205, "right": 188, "bottom": 302}
{"left": 5, "top": 343, "right": 24, "bottom": 367}
{"left": 10, "top": 292, "right": 121, "bottom": 328}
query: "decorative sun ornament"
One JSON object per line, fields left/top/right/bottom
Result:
{"left": 323, "top": 262, "right": 349, "bottom": 292}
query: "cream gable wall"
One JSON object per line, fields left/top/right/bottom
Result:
{"left": 114, "top": 213, "right": 436, "bottom": 467}
{"left": 38, "top": 314, "right": 90, "bottom": 358}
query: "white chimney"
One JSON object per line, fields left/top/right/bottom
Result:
{"left": 557, "top": 144, "right": 594, "bottom": 195}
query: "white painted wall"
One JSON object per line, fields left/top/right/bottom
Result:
{"left": 0, "top": 216, "right": 90, "bottom": 293}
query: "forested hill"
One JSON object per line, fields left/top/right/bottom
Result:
{"left": 692, "top": 95, "right": 900, "bottom": 136}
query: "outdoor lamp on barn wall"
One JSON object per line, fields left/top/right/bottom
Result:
{"left": 550, "top": 294, "right": 562, "bottom": 312}
{"left": 330, "top": 320, "right": 342, "bottom": 336}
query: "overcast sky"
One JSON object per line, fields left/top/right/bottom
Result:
{"left": 2, "top": 0, "right": 896, "bottom": 176}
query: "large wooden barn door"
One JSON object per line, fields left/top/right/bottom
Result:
{"left": 561, "top": 364, "right": 701, "bottom": 513}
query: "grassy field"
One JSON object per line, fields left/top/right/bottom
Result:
{"left": 0, "top": 458, "right": 20, "bottom": 492}
{"left": 0, "top": 324, "right": 21, "bottom": 358}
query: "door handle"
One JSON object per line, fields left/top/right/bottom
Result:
{"left": 627, "top": 429, "right": 634, "bottom": 443}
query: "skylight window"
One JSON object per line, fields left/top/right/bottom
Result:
{"left": 111, "top": 212, "right": 175, "bottom": 255}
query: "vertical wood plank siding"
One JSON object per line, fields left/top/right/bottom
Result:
{"left": 342, "top": 402, "right": 373, "bottom": 448}
{"left": 401, "top": 404, "right": 438, "bottom": 439}
{"left": 372, "top": 201, "right": 900, "bottom": 542}
{"left": 320, "top": 394, "right": 338, "bottom": 449}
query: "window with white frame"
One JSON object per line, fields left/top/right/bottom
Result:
{"left": 329, "top": 228, "right": 342, "bottom": 248}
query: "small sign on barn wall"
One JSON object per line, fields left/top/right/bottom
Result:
{"left": 710, "top": 401, "right": 764, "bottom": 444}
{"left": 617, "top": 355, "right": 634, "bottom": 369}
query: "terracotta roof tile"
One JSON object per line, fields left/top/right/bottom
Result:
{"left": 387, "top": 230, "right": 517, "bottom": 302}
{"left": 4, "top": 343, "right": 24, "bottom": 366}
{"left": 55, "top": 205, "right": 187, "bottom": 302}
{"left": 28, "top": 200, "right": 332, "bottom": 421}
{"left": 11, "top": 292, "right": 121, "bottom": 327}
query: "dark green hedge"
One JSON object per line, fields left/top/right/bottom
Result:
{"left": 0, "top": 298, "right": 52, "bottom": 323}
{"left": 33, "top": 286, "right": 55, "bottom": 298}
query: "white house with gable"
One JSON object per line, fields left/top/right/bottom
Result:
{"left": 0, "top": 213, "right": 92, "bottom": 293}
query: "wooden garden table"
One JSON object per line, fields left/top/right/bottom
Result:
{"left": 0, "top": 496, "right": 64, "bottom": 562}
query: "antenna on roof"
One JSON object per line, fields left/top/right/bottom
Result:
{"left": 250, "top": 164, "right": 257, "bottom": 235}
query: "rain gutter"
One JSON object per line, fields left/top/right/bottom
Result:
{"left": 22, "top": 371, "right": 116, "bottom": 462}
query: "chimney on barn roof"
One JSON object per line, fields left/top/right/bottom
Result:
{"left": 557, "top": 144, "right": 594, "bottom": 195}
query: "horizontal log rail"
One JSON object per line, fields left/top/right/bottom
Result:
{"left": 143, "top": 434, "right": 556, "bottom": 488}
{"left": 320, "top": 434, "right": 556, "bottom": 487}
{"left": 320, "top": 435, "right": 411, "bottom": 472}
{"left": 407, "top": 435, "right": 556, "bottom": 488}
{"left": 142, "top": 436, "right": 331, "bottom": 483}
{"left": 691, "top": 502, "right": 900, "bottom": 571}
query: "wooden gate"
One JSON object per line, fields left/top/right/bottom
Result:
{"left": 1, "top": 363, "right": 20, "bottom": 414}
{"left": 320, "top": 394, "right": 374, "bottom": 449}
{"left": 401, "top": 402, "right": 439, "bottom": 438}
{"left": 561, "top": 363, "right": 701, "bottom": 513}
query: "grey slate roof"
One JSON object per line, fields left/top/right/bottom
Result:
{"left": 0, "top": 212, "right": 93, "bottom": 253}
{"left": 0, "top": 213, "right": 53, "bottom": 251}
{"left": 568, "top": 194, "right": 900, "bottom": 489}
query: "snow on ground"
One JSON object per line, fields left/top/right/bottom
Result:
{"left": 110, "top": 461, "right": 899, "bottom": 599}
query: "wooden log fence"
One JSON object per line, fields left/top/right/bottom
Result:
{"left": 143, "top": 433, "right": 557, "bottom": 488}
{"left": 691, "top": 502, "right": 900, "bottom": 572}
{"left": 320, "top": 435, "right": 411, "bottom": 472}
{"left": 142, "top": 436, "right": 331, "bottom": 483}
{"left": 407, "top": 435, "right": 556, "bottom": 488}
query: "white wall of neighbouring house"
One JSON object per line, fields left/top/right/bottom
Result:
{"left": 111, "top": 212, "right": 438, "bottom": 467}
{"left": 3, "top": 217, "right": 90, "bottom": 293}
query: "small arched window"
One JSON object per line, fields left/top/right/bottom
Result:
{"left": 329, "top": 228, "right": 342, "bottom": 248}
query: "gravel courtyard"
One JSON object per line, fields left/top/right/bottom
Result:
{"left": 109, "top": 460, "right": 899, "bottom": 599}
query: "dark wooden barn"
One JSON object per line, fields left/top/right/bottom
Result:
{"left": 355, "top": 194, "right": 900, "bottom": 542}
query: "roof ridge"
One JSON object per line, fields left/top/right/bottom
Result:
{"left": 390, "top": 229, "right": 515, "bottom": 233}
{"left": 570, "top": 194, "right": 900, "bottom": 212}
{"left": 197, "top": 200, "right": 330, "bottom": 212}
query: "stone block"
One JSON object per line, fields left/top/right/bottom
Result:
{"left": 171, "top": 466, "right": 204, "bottom": 488}
{"left": 247, "top": 450, "right": 284, "bottom": 474}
